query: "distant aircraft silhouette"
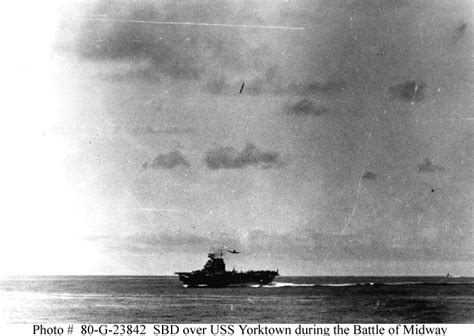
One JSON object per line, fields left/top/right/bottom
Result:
{"left": 239, "top": 82, "right": 245, "bottom": 94}
{"left": 227, "top": 249, "right": 241, "bottom": 254}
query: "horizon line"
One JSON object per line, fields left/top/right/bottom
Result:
{"left": 1, "top": 274, "right": 472, "bottom": 278}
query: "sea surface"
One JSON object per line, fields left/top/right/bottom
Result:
{"left": 1, "top": 276, "right": 473, "bottom": 323}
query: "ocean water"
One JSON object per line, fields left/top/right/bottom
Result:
{"left": 1, "top": 276, "right": 473, "bottom": 323}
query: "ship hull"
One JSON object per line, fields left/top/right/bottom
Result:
{"left": 176, "top": 271, "right": 278, "bottom": 287}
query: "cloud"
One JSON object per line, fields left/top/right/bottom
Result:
{"left": 362, "top": 171, "right": 377, "bottom": 180}
{"left": 417, "top": 159, "right": 445, "bottom": 173}
{"left": 388, "top": 80, "right": 426, "bottom": 103}
{"left": 204, "top": 143, "right": 281, "bottom": 169}
{"left": 144, "top": 151, "right": 190, "bottom": 169}
{"left": 286, "top": 99, "right": 329, "bottom": 116}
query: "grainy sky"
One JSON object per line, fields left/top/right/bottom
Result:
{"left": 1, "top": 0, "right": 472, "bottom": 276}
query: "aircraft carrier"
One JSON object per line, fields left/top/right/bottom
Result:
{"left": 175, "top": 249, "right": 278, "bottom": 287}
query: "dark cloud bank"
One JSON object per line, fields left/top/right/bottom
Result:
{"left": 362, "top": 171, "right": 377, "bottom": 180}
{"left": 144, "top": 151, "right": 189, "bottom": 169}
{"left": 418, "top": 159, "right": 446, "bottom": 173}
{"left": 144, "top": 144, "right": 282, "bottom": 170}
{"left": 55, "top": 0, "right": 355, "bottom": 97}
{"left": 286, "top": 98, "right": 329, "bottom": 116}
{"left": 204, "top": 143, "right": 281, "bottom": 169}
{"left": 57, "top": 0, "right": 292, "bottom": 81}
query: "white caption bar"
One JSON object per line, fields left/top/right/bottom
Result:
{"left": 0, "top": 324, "right": 472, "bottom": 336}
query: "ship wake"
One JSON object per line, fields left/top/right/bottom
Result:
{"left": 260, "top": 282, "right": 317, "bottom": 287}
{"left": 251, "top": 281, "right": 473, "bottom": 288}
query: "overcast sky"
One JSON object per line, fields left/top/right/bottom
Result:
{"left": 1, "top": 0, "right": 472, "bottom": 276}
